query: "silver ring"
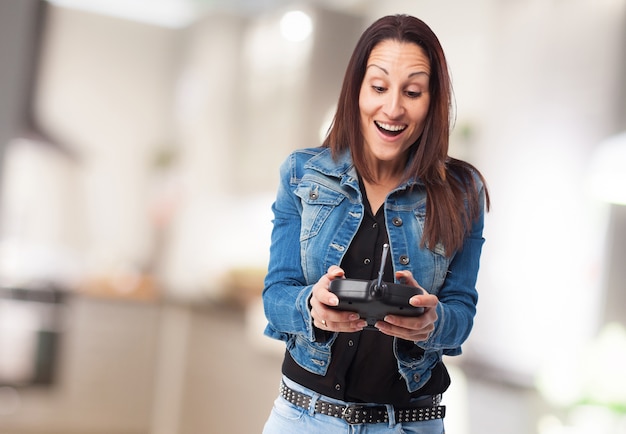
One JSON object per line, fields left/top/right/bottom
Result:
{"left": 321, "top": 319, "right": 327, "bottom": 327}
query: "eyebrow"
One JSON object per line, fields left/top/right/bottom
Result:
{"left": 366, "top": 64, "right": 430, "bottom": 78}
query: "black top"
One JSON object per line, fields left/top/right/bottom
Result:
{"left": 282, "top": 180, "right": 450, "bottom": 405}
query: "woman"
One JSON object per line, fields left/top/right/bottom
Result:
{"left": 262, "top": 14, "right": 489, "bottom": 434}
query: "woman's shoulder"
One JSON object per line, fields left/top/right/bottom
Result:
{"left": 278, "top": 147, "right": 328, "bottom": 183}
{"left": 280, "top": 146, "right": 351, "bottom": 179}
{"left": 286, "top": 146, "right": 328, "bottom": 164}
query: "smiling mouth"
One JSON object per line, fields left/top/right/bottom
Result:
{"left": 375, "top": 121, "right": 406, "bottom": 137}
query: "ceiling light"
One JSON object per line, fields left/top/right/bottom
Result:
{"left": 280, "top": 10, "right": 313, "bottom": 42}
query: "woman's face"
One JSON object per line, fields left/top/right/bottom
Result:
{"left": 359, "top": 39, "right": 431, "bottom": 166}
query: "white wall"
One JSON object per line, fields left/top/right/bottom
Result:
{"left": 34, "top": 6, "right": 181, "bottom": 280}
{"left": 364, "top": 0, "right": 626, "bottom": 378}
{"left": 465, "top": 0, "right": 625, "bottom": 378}
{"left": 2, "top": 0, "right": 625, "bottom": 381}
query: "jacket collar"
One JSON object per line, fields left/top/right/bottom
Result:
{"left": 304, "top": 146, "right": 424, "bottom": 189}
{"left": 304, "top": 147, "right": 354, "bottom": 178}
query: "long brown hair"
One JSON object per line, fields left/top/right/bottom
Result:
{"left": 323, "top": 14, "right": 489, "bottom": 254}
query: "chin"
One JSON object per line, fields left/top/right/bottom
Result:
{"left": 371, "top": 143, "right": 410, "bottom": 161}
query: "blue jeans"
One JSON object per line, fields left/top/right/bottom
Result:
{"left": 262, "top": 377, "right": 445, "bottom": 434}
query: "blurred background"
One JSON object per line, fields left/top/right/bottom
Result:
{"left": 0, "top": 0, "right": 625, "bottom": 433}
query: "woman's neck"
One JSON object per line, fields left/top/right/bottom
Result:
{"left": 361, "top": 174, "right": 402, "bottom": 214}
{"left": 359, "top": 151, "right": 409, "bottom": 213}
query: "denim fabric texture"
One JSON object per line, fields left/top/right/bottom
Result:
{"left": 262, "top": 147, "right": 485, "bottom": 393}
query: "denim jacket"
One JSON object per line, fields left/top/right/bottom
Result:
{"left": 263, "top": 147, "right": 486, "bottom": 393}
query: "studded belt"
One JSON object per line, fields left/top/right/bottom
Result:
{"left": 279, "top": 381, "right": 445, "bottom": 425}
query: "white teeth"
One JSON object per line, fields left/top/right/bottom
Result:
{"left": 375, "top": 121, "right": 406, "bottom": 132}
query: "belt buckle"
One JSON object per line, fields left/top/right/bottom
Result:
{"left": 342, "top": 404, "right": 367, "bottom": 425}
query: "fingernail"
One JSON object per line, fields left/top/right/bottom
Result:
{"left": 330, "top": 297, "right": 339, "bottom": 306}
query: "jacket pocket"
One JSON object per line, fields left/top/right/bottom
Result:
{"left": 295, "top": 181, "right": 344, "bottom": 241}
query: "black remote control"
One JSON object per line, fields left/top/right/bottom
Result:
{"left": 329, "top": 244, "right": 424, "bottom": 328}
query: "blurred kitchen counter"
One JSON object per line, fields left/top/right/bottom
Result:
{"left": 0, "top": 292, "right": 282, "bottom": 434}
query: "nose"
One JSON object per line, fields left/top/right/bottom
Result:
{"left": 383, "top": 91, "right": 404, "bottom": 119}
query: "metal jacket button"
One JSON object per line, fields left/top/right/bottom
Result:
{"left": 399, "top": 255, "right": 410, "bottom": 265}
{"left": 309, "top": 190, "right": 319, "bottom": 200}
{"left": 392, "top": 217, "right": 403, "bottom": 226}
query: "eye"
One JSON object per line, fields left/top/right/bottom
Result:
{"left": 406, "top": 91, "right": 422, "bottom": 98}
{"left": 372, "top": 86, "right": 386, "bottom": 93}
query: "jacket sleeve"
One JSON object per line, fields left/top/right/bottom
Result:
{"left": 419, "top": 182, "right": 486, "bottom": 355}
{"left": 262, "top": 154, "right": 319, "bottom": 343}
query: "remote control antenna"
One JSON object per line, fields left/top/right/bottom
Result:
{"left": 376, "top": 243, "right": 389, "bottom": 290}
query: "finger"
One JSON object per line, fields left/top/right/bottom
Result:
{"left": 336, "top": 318, "right": 367, "bottom": 332}
{"left": 321, "top": 301, "right": 366, "bottom": 329}
{"left": 326, "top": 265, "right": 345, "bottom": 280}
{"left": 395, "top": 270, "right": 418, "bottom": 286}
{"left": 409, "top": 293, "right": 439, "bottom": 308}
{"left": 315, "top": 318, "right": 327, "bottom": 329}
{"left": 382, "top": 315, "right": 425, "bottom": 329}
{"left": 318, "top": 309, "right": 363, "bottom": 326}
{"left": 311, "top": 306, "right": 328, "bottom": 330}
{"left": 314, "top": 290, "right": 338, "bottom": 308}
{"left": 311, "top": 283, "right": 338, "bottom": 308}
{"left": 312, "top": 290, "right": 339, "bottom": 308}
{"left": 316, "top": 316, "right": 367, "bottom": 332}
{"left": 375, "top": 320, "right": 431, "bottom": 341}
{"left": 322, "top": 266, "right": 345, "bottom": 306}
{"left": 381, "top": 312, "right": 435, "bottom": 333}
{"left": 384, "top": 307, "right": 437, "bottom": 330}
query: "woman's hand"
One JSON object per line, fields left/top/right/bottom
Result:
{"left": 310, "top": 265, "right": 368, "bottom": 332}
{"left": 374, "top": 270, "right": 439, "bottom": 342}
